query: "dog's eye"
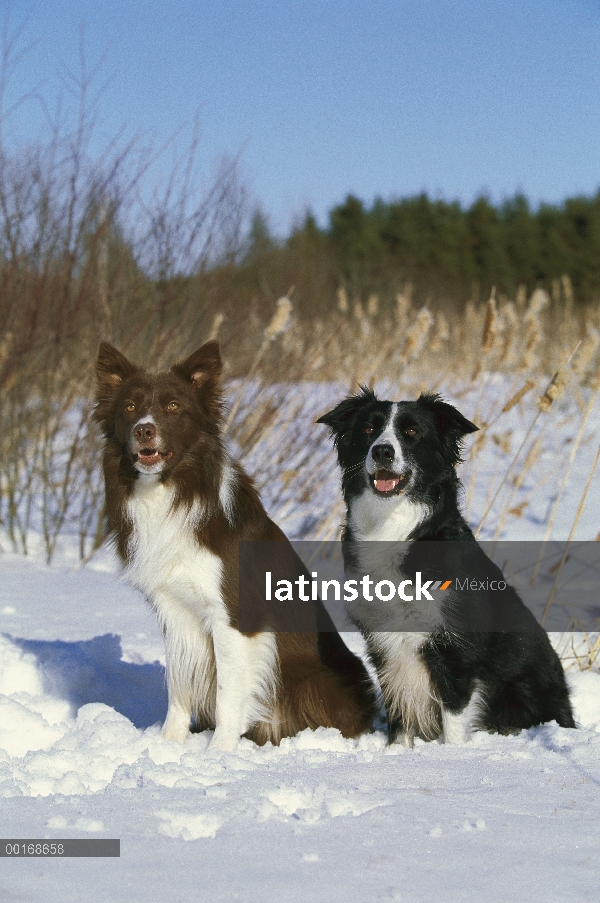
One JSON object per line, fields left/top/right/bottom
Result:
{"left": 364, "top": 426, "right": 374, "bottom": 436}
{"left": 405, "top": 427, "right": 418, "bottom": 437}
{"left": 167, "top": 401, "right": 180, "bottom": 412}
{"left": 125, "top": 403, "right": 135, "bottom": 413}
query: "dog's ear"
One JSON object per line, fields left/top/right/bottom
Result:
{"left": 172, "top": 341, "right": 222, "bottom": 388}
{"left": 317, "top": 386, "right": 377, "bottom": 441}
{"left": 94, "top": 342, "right": 139, "bottom": 433}
{"left": 172, "top": 342, "right": 223, "bottom": 423}
{"left": 417, "top": 393, "right": 478, "bottom": 466}
{"left": 95, "top": 342, "right": 138, "bottom": 394}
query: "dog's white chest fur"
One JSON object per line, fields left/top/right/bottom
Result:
{"left": 348, "top": 491, "right": 426, "bottom": 542}
{"left": 125, "top": 476, "right": 224, "bottom": 628}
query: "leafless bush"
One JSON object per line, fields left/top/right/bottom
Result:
{"left": 0, "top": 30, "right": 249, "bottom": 562}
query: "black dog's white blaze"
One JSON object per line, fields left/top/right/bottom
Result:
{"left": 346, "top": 402, "right": 429, "bottom": 543}
{"left": 365, "top": 404, "right": 409, "bottom": 493}
{"left": 317, "top": 389, "right": 575, "bottom": 746}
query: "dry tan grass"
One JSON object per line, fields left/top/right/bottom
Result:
{"left": 1, "top": 285, "right": 599, "bottom": 670}
{"left": 555, "top": 624, "right": 600, "bottom": 672}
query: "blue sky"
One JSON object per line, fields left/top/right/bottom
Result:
{"left": 4, "top": 0, "right": 600, "bottom": 234}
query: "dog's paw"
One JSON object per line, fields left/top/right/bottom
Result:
{"left": 161, "top": 725, "right": 189, "bottom": 743}
{"left": 161, "top": 705, "right": 191, "bottom": 743}
{"left": 387, "top": 730, "right": 414, "bottom": 749}
{"left": 441, "top": 710, "right": 471, "bottom": 745}
{"left": 209, "top": 728, "right": 240, "bottom": 752}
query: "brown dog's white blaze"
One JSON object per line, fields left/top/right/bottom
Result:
{"left": 92, "top": 340, "right": 377, "bottom": 748}
{"left": 128, "top": 417, "right": 174, "bottom": 472}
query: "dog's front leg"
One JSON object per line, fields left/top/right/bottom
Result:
{"left": 162, "top": 696, "right": 191, "bottom": 743}
{"left": 161, "top": 638, "right": 192, "bottom": 742}
{"left": 210, "top": 622, "right": 256, "bottom": 750}
{"left": 210, "top": 622, "right": 275, "bottom": 751}
{"left": 152, "top": 595, "right": 197, "bottom": 743}
{"left": 441, "top": 687, "right": 483, "bottom": 744}
{"left": 441, "top": 706, "right": 471, "bottom": 744}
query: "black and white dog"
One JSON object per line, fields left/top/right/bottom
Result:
{"left": 317, "top": 389, "right": 575, "bottom": 746}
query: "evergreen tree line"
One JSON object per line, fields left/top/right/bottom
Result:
{"left": 240, "top": 191, "right": 600, "bottom": 313}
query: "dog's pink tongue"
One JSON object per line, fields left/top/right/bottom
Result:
{"left": 376, "top": 476, "right": 399, "bottom": 493}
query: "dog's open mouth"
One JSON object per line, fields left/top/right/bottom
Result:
{"left": 371, "top": 469, "right": 411, "bottom": 496}
{"left": 136, "top": 448, "right": 173, "bottom": 467}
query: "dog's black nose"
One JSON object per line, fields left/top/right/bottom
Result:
{"left": 371, "top": 443, "right": 395, "bottom": 465}
{"left": 134, "top": 422, "right": 156, "bottom": 443}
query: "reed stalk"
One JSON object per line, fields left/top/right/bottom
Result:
{"left": 223, "top": 293, "right": 293, "bottom": 436}
{"left": 531, "top": 389, "right": 598, "bottom": 582}
{"left": 475, "top": 348, "right": 579, "bottom": 538}
{"left": 540, "top": 443, "right": 600, "bottom": 626}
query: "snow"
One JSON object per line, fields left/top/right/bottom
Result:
{"left": 0, "top": 376, "right": 599, "bottom": 902}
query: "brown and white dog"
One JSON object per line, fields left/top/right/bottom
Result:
{"left": 94, "top": 340, "right": 376, "bottom": 749}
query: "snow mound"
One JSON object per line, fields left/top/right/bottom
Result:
{"left": 1, "top": 633, "right": 599, "bottom": 808}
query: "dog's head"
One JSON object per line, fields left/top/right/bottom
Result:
{"left": 93, "top": 341, "right": 223, "bottom": 476}
{"left": 317, "top": 388, "right": 478, "bottom": 500}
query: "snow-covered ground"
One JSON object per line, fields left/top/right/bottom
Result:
{"left": 1, "top": 377, "right": 598, "bottom": 902}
